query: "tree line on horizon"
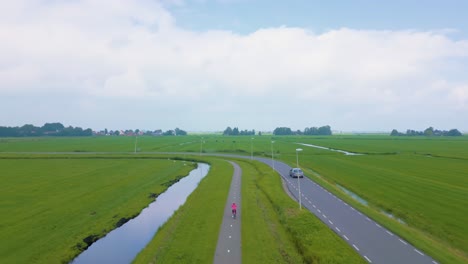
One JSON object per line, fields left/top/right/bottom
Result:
{"left": 0, "top": 123, "right": 188, "bottom": 137}
{"left": 390, "top": 127, "right": 462, "bottom": 136}
{"left": 0, "top": 123, "right": 92, "bottom": 137}
{"left": 273, "top": 126, "right": 332, "bottom": 135}
{"left": 222, "top": 127, "right": 256, "bottom": 136}
{"left": 221, "top": 126, "right": 333, "bottom": 136}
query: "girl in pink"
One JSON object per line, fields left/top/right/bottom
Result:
{"left": 231, "top": 202, "right": 237, "bottom": 218}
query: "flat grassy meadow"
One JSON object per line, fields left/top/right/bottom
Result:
{"left": 1, "top": 134, "right": 467, "bottom": 263}
{"left": 0, "top": 155, "right": 195, "bottom": 264}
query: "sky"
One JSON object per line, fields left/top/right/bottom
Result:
{"left": 1, "top": 0, "right": 468, "bottom": 132}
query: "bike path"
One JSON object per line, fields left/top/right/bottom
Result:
{"left": 213, "top": 161, "right": 242, "bottom": 264}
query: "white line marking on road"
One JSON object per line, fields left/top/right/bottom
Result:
{"left": 386, "top": 231, "right": 394, "bottom": 236}
{"left": 364, "top": 256, "right": 372, "bottom": 263}
{"left": 351, "top": 207, "right": 355, "bottom": 211}
{"left": 366, "top": 217, "right": 371, "bottom": 222}
{"left": 308, "top": 201, "right": 312, "bottom": 204}
{"left": 328, "top": 220, "right": 334, "bottom": 225}
{"left": 343, "top": 235, "right": 349, "bottom": 241}
{"left": 432, "top": 261, "right": 438, "bottom": 264}
{"left": 358, "top": 212, "right": 362, "bottom": 215}
{"left": 229, "top": 236, "right": 231, "bottom": 238}
{"left": 227, "top": 249, "right": 230, "bottom": 253}
{"left": 335, "top": 227, "right": 341, "bottom": 232}
{"left": 399, "top": 239, "right": 407, "bottom": 245}
{"left": 353, "top": 244, "right": 359, "bottom": 251}
{"left": 375, "top": 223, "right": 381, "bottom": 228}
{"left": 312, "top": 204, "right": 316, "bottom": 208}
{"left": 414, "top": 249, "right": 424, "bottom": 256}
{"left": 230, "top": 225, "right": 232, "bottom": 227}
{"left": 318, "top": 209, "right": 321, "bottom": 213}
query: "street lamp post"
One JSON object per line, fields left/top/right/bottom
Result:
{"left": 134, "top": 136, "right": 138, "bottom": 154}
{"left": 250, "top": 137, "right": 254, "bottom": 160}
{"left": 296, "top": 148, "right": 303, "bottom": 209}
{"left": 271, "top": 140, "right": 275, "bottom": 171}
{"left": 200, "top": 137, "right": 204, "bottom": 156}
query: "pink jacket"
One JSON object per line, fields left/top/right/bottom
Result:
{"left": 231, "top": 203, "right": 237, "bottom": 210}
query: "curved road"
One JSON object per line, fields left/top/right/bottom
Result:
{"left": 254, "top": 156, "right": 438, "bottom": 264}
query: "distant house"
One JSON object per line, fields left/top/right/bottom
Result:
{"left": 152, "top": 129, "right": 163, "bottom": 136}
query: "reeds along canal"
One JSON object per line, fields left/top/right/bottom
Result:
{"left": 71, "top": 163, "right": 210, "bottom": 264}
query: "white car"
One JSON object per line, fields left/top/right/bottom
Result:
{"left": 289, "top": 168, "right": 304, "bottom": 178}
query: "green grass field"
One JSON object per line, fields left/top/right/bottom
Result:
{"left": 285, "top": 135, "right": 468, "bottom": 159}
{"left": 0, "top": 155, "right": 195, "bottom": 264}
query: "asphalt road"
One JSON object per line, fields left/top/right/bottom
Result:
{"left": 214, "top": 161, "right": 242, "bottom": 264}
{"left": 255, "top": 156, "right": 439, "bottom": 264}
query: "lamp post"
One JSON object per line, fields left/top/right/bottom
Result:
{"left": 296, "top": 148, "right": 303, "bottom": 209}
{"left": 271, "top": 140, "right": 275, "bottom": 170}
{"left": 134, "top": 136, "right": 138, "bottom": 154}
{"left": 250, "top": 137, "right": 254, "bottom": 160}
{"left": 200, "top": 137, "right": 204, "bottom": 156}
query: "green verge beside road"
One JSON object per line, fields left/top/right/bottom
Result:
{"left": 239, "top": 159, "right": 366, "bottom": 264}
{"left": 0, "top": 155, "right": 195, "bottom": 264}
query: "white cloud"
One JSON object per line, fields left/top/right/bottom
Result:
{"left": 0, "top": 0, "right": 467, "bottom": 130}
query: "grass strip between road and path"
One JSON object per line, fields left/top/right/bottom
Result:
{"left": 238, "top": 159, "right": 366, "bottom": 264}
{"left": 133, "top": 158, "right": 233, "bottom": 264}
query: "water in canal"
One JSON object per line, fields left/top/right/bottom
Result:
{"left": 298, "top": 143, "right": 363, "bottom": 155}
{"left": 71, "top": 163, "right": 210, "bottom": 264}
{"left": 336, "top": 184, "right": 369, "bottom": 206}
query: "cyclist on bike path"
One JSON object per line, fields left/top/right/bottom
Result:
{"left": 231, "top": 202, "right": 237, "bottom": 218}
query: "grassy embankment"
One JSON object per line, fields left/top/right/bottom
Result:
{"left": 133, "top": 158, "right": 233, "bottom": 263}
{"left": 136, "top": 157, "right": 365, "bottom": 263}
{"left": 238, "top": 159, "right": 365, "bottom": 264}
{"left": 0, "top": 155, "right": 196, "bottom": 264}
